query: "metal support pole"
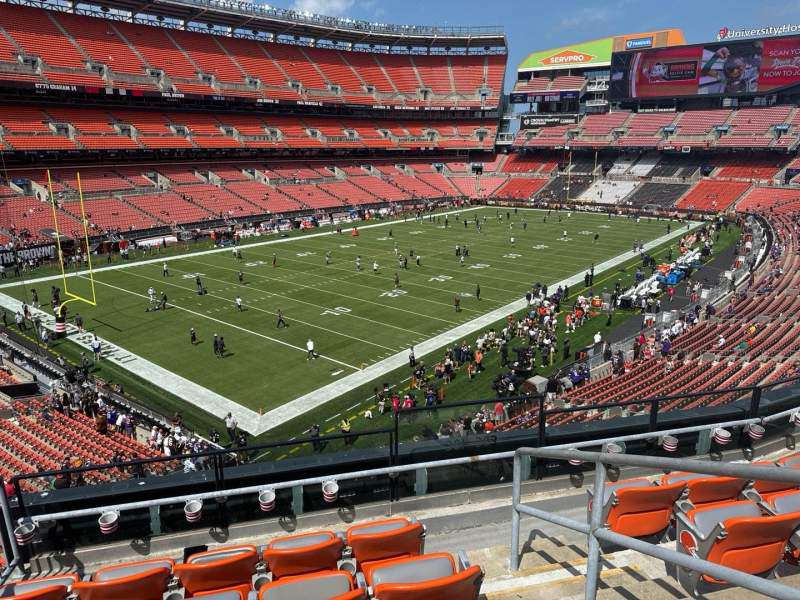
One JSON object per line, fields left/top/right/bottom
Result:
{"left": 291, "top": 485, "right": 303, "bottom": 516}
{"left": 536, "top": 394, "right": 546, "bottom": 480}
{"left": 414, "top": 468, "right": 428, "bottom": 496}
{"left": 749, "top": 386, "right": 762, "bottom": 419}
{"left": 0, "top": 480, "right": 21, "bottom": 574}
{"left": 510, "top": 453, "right": 522, "bottom": 571}
{"left": 649, "top": 397, "right": 659, "bottom": 431}
{"left": 585, "top": 457, "right": 607, "bottom": 600}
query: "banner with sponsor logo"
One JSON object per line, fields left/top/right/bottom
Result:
{"left": 520, "top": 114, "right": 580, "bottom": 128}
{"left": 611, "top": 35, "right": 800, "bottom": 100}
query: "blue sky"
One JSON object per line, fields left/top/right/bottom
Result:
{"left": 266, "top": 0, "right": 799, "bottom": 88}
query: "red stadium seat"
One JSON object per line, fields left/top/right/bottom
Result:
{"left": 676, "top": 500, "right": 800, "bottom": 595}
{"left": 173, "top": 545, "right": 259, "bottom": 596}
{"left": 588, "top": 477, "right": 686, "bottom": 539}
{"left": 345, "top": 517, "right": 425, "bottom": 565}
{"left": 362, "top": 552, "right": 482, "bottom": 600}
{"left": 262, "top": 531, "right": 344, "bottom": 580}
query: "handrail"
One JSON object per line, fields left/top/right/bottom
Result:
{"left": 511, "top": 446, "right": 800, "bottom": 600}
{"left": 15, "top": 400, "right": 800, "bottom": 524}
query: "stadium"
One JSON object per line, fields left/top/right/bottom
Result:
{"left": 0, "top": 0, "right": 798, "bottom": 597}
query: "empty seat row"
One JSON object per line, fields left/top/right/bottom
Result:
{"left": 589, "top": 453, "right": 800, "bottom": 595}
{"left": 1, "top": 517, "right": 482, "bottom": 599}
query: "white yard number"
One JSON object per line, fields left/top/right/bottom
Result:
{"left": 409, "top": 230, "right": 424, "bottom": 235}
{"left": 244, "top": 261, "right": 265, "bottom": 267}
{"left": 579, "top": 230, "right": 594, "bottom": 236}
{"left": 380, "top": 290, "right": 408, "bottom": 298}
{"left": 296, "top": 252, "right": 316, "bottom": 257}
{"left": 339, "top": 244, "right": 356, "bottom": 249}
{"left": 468, "top": 263, "right": 490, "bottom": 270}
{"left": 532, "top": 244, "right": 550, "bottom": 250}
{"left": 182, "top": 272, "right": 204, "bottom": 279}
{"left": 429, "top": 275, "right": 453, "bottom": 282}
{"left": 503, "top": 253, "right": 522, "bottom": 259}
{"left": 376, "top": 236, "right": 389, "bottom": 241}
{"left": 321, "top": 306, "right": 351, "bottom": 316}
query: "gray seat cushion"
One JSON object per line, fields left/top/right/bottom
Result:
{"left": 691, "top": 502, "right": 760, "bottom": 538}
{"left": 663, "top": 472, "right": 709, "bottom": 485}
{"left": 261, "top": 572, "right": 351, "bottom": 600}
{"left": 189, "top": 547, "right": 252, "bottom": 564}
{"left": 371, "top": 555, "right": 454, "bottom": 588}
{"left": 772, "top": 490, "right": 800, "bottom": 515}
{"left": 189, "top": 591, "right": 244, "bottom": 600}
{"left": 95, "top": 560, "right": 172, "bottom": 581}
{"left": 350, "top": 520, "right": 407, "bottom": 538}
{"left": 269, "top": 533, "right": 332, "bottom": 550}
{"left": 607, "top": 480, "right": 651, "bottom": 495}
{"left": 0, "top": 577, "right": 74, "bottom": 596}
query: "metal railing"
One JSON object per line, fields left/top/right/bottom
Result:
{"left": 510, "top": 446, "right": 800, "bottom": 600}
{"left": 3, "top": 400, "right": 800, "bottom": 583}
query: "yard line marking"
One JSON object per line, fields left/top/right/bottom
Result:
{"left": 0, "top": 206, "right": 481, "bottom": 290}
{"left": 347, "top": 402, "right": 361, "bottom": 411}
{"left": 174, "top": 261, "right": 447, "bottom": 332}
{"left": 246, "top": 224, "right": 699, "bottom": 435}
{"left": 248, "top": 250, "right": 488, "bottom": 314}
{"left": 324, "top": 412, "right": 341, "bottom": 423}
{"left": 0, "top": 292, "right": 263, "bottom": 433}
{"left": 85, "top": 276, "right": 360, "bottom": 371}
{"left": 124, "top": 270, "right": 399, "bottom": 353}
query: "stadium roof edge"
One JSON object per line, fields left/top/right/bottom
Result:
{"left": 52, "top": 0, "right": 507, "bottom": 49}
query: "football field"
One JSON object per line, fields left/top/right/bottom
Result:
{"left": 0, "top": 207, "right": 678, "bottom": 431}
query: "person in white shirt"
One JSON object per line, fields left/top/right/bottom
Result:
{"left": 235, "top": 296, "right": 243, "bottom": 311}
{"left": 593, "top": 332, "right": 602, "bottom": 345}
{"left": 162, "top": 262, "right": 169, "bottom": 277}
{"left": 306, "top": 339, "right": 316, "bottom": 360}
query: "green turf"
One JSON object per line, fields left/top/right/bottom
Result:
{"left": 0, "top": 207, "right": 675, "bottom": 416}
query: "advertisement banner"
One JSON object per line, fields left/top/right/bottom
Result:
{"left": 611, "top": 35, "right": 800, "bottom": 100}
{"left": 521, "top": 114, "right": 580, "bottom": 128}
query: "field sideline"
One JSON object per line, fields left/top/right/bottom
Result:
{"left": 0, "top": 207, "right": 689, "bottom": 433}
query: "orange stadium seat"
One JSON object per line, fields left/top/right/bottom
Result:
{"left": 659, "top": 472, "right": 747, "bottom": 509}
{"left": 0, "top": 576, "right": 78, "bottom": 600}
{"left": 173, "top": 545, "right": 260, "bottom": 596}
{"left": 262, "top": 531, "right": 344, "bottom": 580}
{"left": 588, "top": 477, "right": 686, "bottom": 539}
{"left": 71, "top": 564, "right": 172, "bottom": 600}
{"left": 362, "top": 552, "right": 483, "bottom": 600}
{"left": 676, "top": 500, "right": 800, "bottom": 594}
{"left": 345, "top": 517, "right": 425, "bottom": 565}
{"left": 258, "top": 570, "right": 364, "bottom": 600}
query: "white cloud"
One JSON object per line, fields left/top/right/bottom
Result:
{"left": 290, "top": 0, "right": 356, "bottom": 17}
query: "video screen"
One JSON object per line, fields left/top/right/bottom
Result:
{"left": 610, "top": 36, "right": 800, "bottom": 100}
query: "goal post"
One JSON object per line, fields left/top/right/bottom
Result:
{"left": 47, "top": 170, "right": 97, "bottom": 318}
